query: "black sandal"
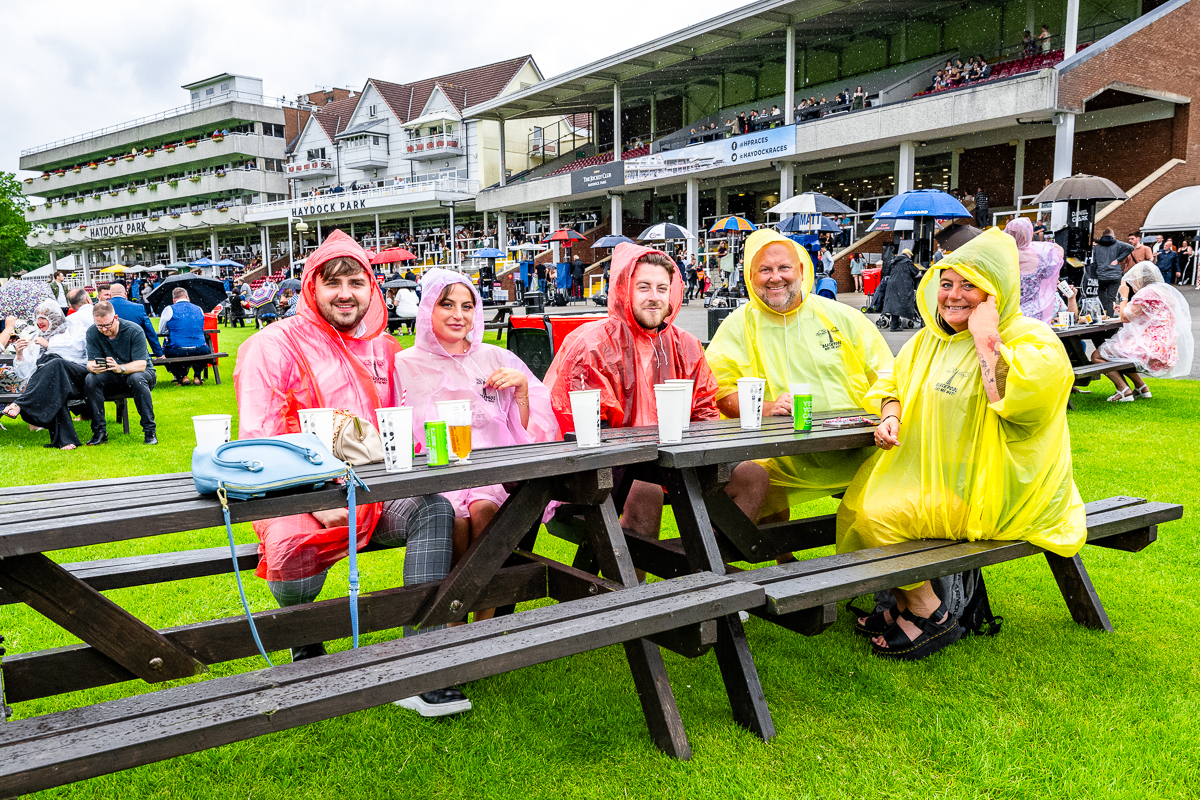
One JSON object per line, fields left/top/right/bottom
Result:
{"left": 849, "top": 602, "right": 901, "bottom": 638}
{"left": 871, "top": 601, "right": 964, "bottom": 661}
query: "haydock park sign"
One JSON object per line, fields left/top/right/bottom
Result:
{"left": 623, "top": 124, "right": 796, "bottom": 185}
{"left": 87, "top": 220, "right": 149, "bottom": 239}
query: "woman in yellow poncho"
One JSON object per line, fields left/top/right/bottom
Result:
{"left": 836, "top": 227, "right": 1086, "bottom": 661}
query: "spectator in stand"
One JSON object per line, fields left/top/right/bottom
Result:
{"left": 159, "top": 288, "right": 212, "bottom": 386}
{"left": 1023, "top": 30, "right": 1036, "bottom": 56}
{"left": 978, "top": 55, "right": 992, "bottom": 79}
{"left": 1038, "top": 24, "right": 1052, "bottom": 53}
{"left": 108, "top": 282, "right": 163, "bottom": 359}
{"left": 84, "top": 301, "right": 157, "bottom": 446}
{"left": 974, "top": 187, "right": 990, "bottom": 228}
{"left": 1122, "top": 233, "right": 1154, "bottom": 273}
{"left": 853, "top": 86, "right": 866, "bottom": 109}
{"left": 1033, "top": 218, "right": 1048, "bottom": 242}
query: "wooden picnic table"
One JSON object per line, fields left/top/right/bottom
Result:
{"left": 483, "top": 304, "right": 519, "bottom": 341}
{"left": 1053, "top": 319, "right": 1138, "bottom": 401}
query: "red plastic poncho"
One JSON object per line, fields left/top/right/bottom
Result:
{"left": 233, "top": 229, "right": 401, "bottom": 581}
{"left": 394, "top": 268, "right": 559, "bottom": 517}
{"left": 544, "top": 242, "right": 718, "bottom": 432}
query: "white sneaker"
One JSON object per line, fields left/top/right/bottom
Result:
{"left": 738, "top": 610, "right": 750, "bottom": 622}
{"left": 394, "top": 687, "right": 472, "bottom": 717}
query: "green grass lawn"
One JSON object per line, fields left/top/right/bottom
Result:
{"left": 2, "top": 325, "right": 1197, "bottom": 800}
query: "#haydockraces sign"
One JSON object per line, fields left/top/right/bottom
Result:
{"left": 623, "top": 125, "right": 796, "bottom": 185}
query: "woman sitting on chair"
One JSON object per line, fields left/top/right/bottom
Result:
{"left": 2, "top": 301, "right": 90, "bottom": 449}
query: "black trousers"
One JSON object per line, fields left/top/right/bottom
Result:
{"left": 85, "top": 369, "right": 157, "bottom": 435}
{"left": 1097, "top": 280, "right": 1120, "bottom": 317}
{"left": 164, "top": 344, "right": 211, "bottom": 381}
{"left": 16, "top": 355, "right": 87, "bottom": 448}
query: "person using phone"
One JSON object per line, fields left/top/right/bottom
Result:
{"left": 83, "top": 301, "right": 157, "bottom": 446}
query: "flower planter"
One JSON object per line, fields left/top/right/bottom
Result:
{"left": 75, "top": 197, "right": 84, "bottom": 203}
{"left": 150, "top": 216, "right": 160, "bottom": 222}
{"left": 415, "top": 143, "right": 424, "bottom": 151}
{"left": 168, "top": 181, "right": 179, "bottom": 188}
{"left": 218, "top": 206, "right": 228, "bottom": 212}
{"left": 216, "top": 172, "right": 226, "bottom": 178}
{"left": 148, "top": 183, "right": 157, "bottom": 191}
{"left": 192, "top": 210, "right": 202, "bottom": 216}
{"left": 436, "top": 140, "right": 444, "bottom": 147}
{"left": 109, "top": 191, "right": 119, "bottom": 197}
{"left": 128, "top": 187, "right": 137, "bottom": 194}
{"left": 189, "top": 176, "right": 201, "bottom": 183}
{"left": 78, "top": 225, "right": 87, "bottom": 231}
{"left": 448, "top": 141, "right": 458, "bottom": 147}
{"left": 144, "top": 151, "right": 154, "bottom": 158}
{"left": 165, "top": 146, "right": 176, "bottom": 153}
{"left": 24, "top": 178, "right": 33, "bottom": 183}
{"left": 185, "top": 142, "right": 197, "bottom": 148}
{"left": 72, "top": 167, "right": 81, "bottom": 173}
{"left": 407, "top": 145, "right": 414, "bottom": 152}
{"left": 213, "top": 135, "right": 225, "bottom": 142}
{"left": 88, "top": 164, "right": 98, "bottom": 170}
{"left": 171, "top": 213, "right": 181, "bottom": 219}
{"left": 123, "top": 156, "right": 135, "bottom": 162}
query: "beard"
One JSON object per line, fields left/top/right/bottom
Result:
{"left": 633, "top": 302, "right": 669, "bottom": 330}
{"left": 758, "top": 281, "right": 801, "bottom": 313}
{"left": 318, "top": 296, "right": 368, "bottom": 331}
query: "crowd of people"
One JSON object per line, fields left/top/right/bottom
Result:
{"left": 929, "top": 56, "right": 993, "bottom": 92}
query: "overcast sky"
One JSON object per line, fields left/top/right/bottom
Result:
{"left": 6, "top": 0, "right": 750, "bottom": 179}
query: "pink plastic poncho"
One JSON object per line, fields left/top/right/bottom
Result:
{"left": 1005, "top": 216, "right": 1065, "bottom": 324}
{"left": 1098, "top": 262, "right": 1194, "bottom": 378}
{"left": 394, "top": 268, "right": 559, "bottom": 517}
{"left": 544, "top": 242, "right": 719, "bottom": 432}
{"left": 233, "top": 229, "right": 400, "bottom": 581}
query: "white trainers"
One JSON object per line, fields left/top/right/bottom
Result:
{"left": 394, "top": 687, "right": 472, "bottom": 717}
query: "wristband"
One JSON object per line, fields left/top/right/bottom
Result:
{"left": 880, "top": 414, "right": 899, "bottom": 425}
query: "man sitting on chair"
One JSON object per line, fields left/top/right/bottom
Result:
{"left": 159, "top": 288, "right": 212, "bottom": 385}
{"left": 84, "top": 301, "right": 158, "bottom": 446}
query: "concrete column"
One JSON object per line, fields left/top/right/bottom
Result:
{"left": 897, "top": 141, "right": 917, "bottom": 194}
{"left": 779, "top": 163, "right": 795, "bottom": 206}
{"left": 717, "top": 75, "right": 725, "bottom": 113}
{"left": 549, "top": 202, "right": 560, "bottom": 263}
{"left": 686, "top": 177, "right": 699, "bottom": 260}
{"left": 115, "top": 245, "right": 123, "bottom": 266}
{"left": 316, "top": 220, "right": 322, "bottom": 242}
{"left": 785, "top": 24, "right": 796, "bottom": 125}
{"left": 649, "top": 95, "right": 657, "bottom": 141}
{"left": 449, "top": 204, "right": 456, "bottom": 264}
{"left": 261, "top": 227, "right": 270, "bottom": 265}
{"left": 210, "top": 231, "right": 219, "bottom": 260}
{"left": 896, "top": 21, "right": 908, "bottom": 62}
{"left": 482, "top": 210, "right": 489, "bottom": 245}
{"left": 1063, "top": 0, "right": 1079, "bottom": 59}
{"left": 375, "top": 213, "right": 381, "bottom": 245}
{"left": 715, "top": 184, "right": 727, "bottom": 217}
{"left": 497, "top": 211, "right": 508, "bottom": 248}
{"left": 1013, "top": 139, "right": 1026, "bottom": 207}
{"left": 82, "top": 248, "right": 91, "bottom": 287}
{"left": 610, "top": 194, "right": 623, "bottom": 236}
{"left": 169, "top": 236, "right": 178, "bottom": 264}
{"left": 287, "top": 218, "right": 295, "bottom": 268}
{"left": 49, "top": 249, "right": 58, "bottom": 271}
{"left": 498, "top": 116, "right": 507, "bottom": 187}
{"left": 1026, "top": 0, "right": 1036, "bottom": 33}
{"left": 350, "top": 221, "right": 355, "bottom": 240}
{"left": 612, "top": 83, "right": 622, "bottom": 159}
{"left": 409, "top": 215, "right": 415, "bottom": 236}
{"left": 1051, "top": 113, "right": 1076, "bottom": 230}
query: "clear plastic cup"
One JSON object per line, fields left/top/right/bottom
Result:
{"left": 192, "top": 414, "right": 232, "bottom": 447}
{"left": 569, "top": 389, "right": 602, "bottom": 447}
{"left": 663, "top": 379, "right": 694, "bottom": 430}
{"left": 435, "top": 400, "right": 473, "bottom": 464}
{"left": 376, "top": 406, "right": 413, "bottom": 473}
{"left": 653, "top": 384, "right": 687, "bottom": 444}
{"left": 736, "top": 377, "right": 766, "bottom": 430}
{"left": 296, "top": 407, "right": 335, "bottom": 451}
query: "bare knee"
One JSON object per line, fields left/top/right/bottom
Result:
{"left": 621, "top": 480, "right": 664, "bottom": 539}
{"left": 726, "top": 461, "right": 770, "bottom": 521}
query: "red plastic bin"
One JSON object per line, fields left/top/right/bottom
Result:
{"left": 862, "top": 267, "right": 882, "bottom": 296}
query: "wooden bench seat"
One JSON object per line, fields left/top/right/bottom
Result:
{"left": 152, "top": 351, "right": 230, "bottom": 385}
{"left": 0, "top": 572, "right": 763, "bottom": 795}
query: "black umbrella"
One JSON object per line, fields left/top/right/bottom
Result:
{"left": 279, "top": 278, "right": 302, "bottom": 293}
{"left": 1033, "top": 174, "right": 1128, "bottom": 204}
{"left": 593, "top": 234, "right": 636, "bottom": 249}
{"left": 380, "top": 277, "right": 418, "bottom": 290}
{"left": 144, "top": 274, "right": 228, "bottom": 316}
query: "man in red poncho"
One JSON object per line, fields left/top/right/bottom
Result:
{"left": 235, "top": 230, "right": 468, "bottom": 716}
{"left": 544, "top": 243, "right": 768, "bottom": 549}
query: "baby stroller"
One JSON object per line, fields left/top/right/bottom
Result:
{"left": 814, "top": 275, "right": 838, "bottom": 300}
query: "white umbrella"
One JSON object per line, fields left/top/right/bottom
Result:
{"left": 637, "top": 222, "right": 694, "bottom": 241}
{"left": 768, "top": 191, "right": 855, "bottom": 216}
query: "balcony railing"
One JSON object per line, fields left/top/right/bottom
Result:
{"left": 287, "top": 159, "right": 335, "bottom": 176}
{"left": 401, "top": 133, "right": 464, "bottom": 160}
{"left": 246, "top": 175, "right": 480, "bottom": 216}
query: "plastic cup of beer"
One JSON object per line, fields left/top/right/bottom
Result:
{"left": 192, "top": 414, "right": 232, "bottom": 447}
{"left": 736, "top": 377, "right": 766, "bottom": 430}
{"left": 376, "top": 406, "right": 413, "bottom": 473}
{"left": 297, "top": 407, "right": 335, "bottom": 452}
{"left": 436, "top": 400, "right": 473, "bottom": 464}
{"left": 569, "top": 389, "right": 602, "bottom": 448}
{"left": 653, "top": 384, "right": 687, "bottom": 444}
{"left": 663, "top": 379, "right": 694, "bottom": 430}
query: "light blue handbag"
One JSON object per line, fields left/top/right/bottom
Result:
{"left": 192, "top": 433, "right": 369, "bottom": 665}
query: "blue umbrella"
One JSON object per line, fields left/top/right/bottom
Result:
{"left": 189, "top": 257, "right": 216, "bottom": 267}
{"left": 874, "top": 189, "right": 970, "bottom": 219}
{"left": 777, "top": 214, "right": 842, "bottom": 233}
{"left": 470, "top": 248, "right": 506, "bottom": 259}
{"left": 214, "top": 258, "right": 244, "bottom": 268}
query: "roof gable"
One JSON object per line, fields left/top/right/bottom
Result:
{"left": 310, "top": 94, "right": 362, "bottom": 139}
{"left": 372, "top": 55, "right": 532, "bottom": 124}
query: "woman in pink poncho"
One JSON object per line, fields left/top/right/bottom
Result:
{"left": 394, "top": 269, "right": 559, "bottom": 583}
{"left": 1092, "top": 262, "right": 1194, "bottom": 401}
{"left": 1005, "top": 216, "right": 1065, "bottom": 324}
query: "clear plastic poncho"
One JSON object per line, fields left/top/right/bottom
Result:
{"left": 1005, "top": 216, "right": 1065, "bottom": 324}
{"left": 1097, "top": 262, "right": 1194, "bottom": 378}
{"left": 836, "top": 228, "right": 1086, "bottom": 559}
{"left": 234, "top": 230, "right": 400, "bottom": 581}
{"left": 544, "top": 242, "right": 719, "bottom": 432}
{"left": 705, "top": 229, "right": 894, "bottom": 514}
{"left": 394, "top": 269, "right": 559, "bottom": 517}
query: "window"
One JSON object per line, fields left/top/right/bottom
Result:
{"left": 191, "top": 92, "right": 199, "bottom": 100}
{"left": 206, "top": 88, "right": 214, "bottom": 96}
{"left": 220, "top": 82, "right": 229, "bottom": 91}
{"left": 306, "top": 148, "right": 326, "bottom": 161}
{"left": 372, "top": 136, "right": 380, "bottom": 145}
{"left": 369, "top": 104, "right": 377, "bottom": 117}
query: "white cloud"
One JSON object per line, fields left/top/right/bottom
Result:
{"left": 5, "top": 0, "right": 750, "bottom": 175}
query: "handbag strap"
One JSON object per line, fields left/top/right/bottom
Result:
{"left": 212, "top": 439, "right": 325, "bottom": 472}
{"left": 217, "top": 486, "right": 274, "bottom": 666}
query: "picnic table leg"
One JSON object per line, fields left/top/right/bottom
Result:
{"left": 582, "top": 498, "right": 691, "bottom": 760}
{"left": 664, "top": 466, "right": 775, "bottom": 742}
{"left": 1044, "top": 552, "right": 1113, "bottom": 631}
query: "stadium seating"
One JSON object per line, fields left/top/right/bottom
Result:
{"left": 547, "top": 146, "right": 651, "bottom": 177}
{"left": 912, "top": 47, "right": 1082, "bottom": 98}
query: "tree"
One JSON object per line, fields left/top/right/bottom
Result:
{"left": 0, "top": 171, "right": 49, "bottom": 277}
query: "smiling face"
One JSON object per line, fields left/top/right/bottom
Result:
{"left": 752, "top": 242, "right": 804, "bottom": 313}
{"left": 630, "top": 261, "right": 673, "bottom": 330}
{"left": 313, "top": 259, "right": 373, "bottom": 332}
{"left": 431, "top": 282, "right": 475, "bottom": 352}
{"left": 936, "top": 268, "right": 989, "bottom": 332}
{"left": 36, "top": 316, "right": 50, "bottom": 332}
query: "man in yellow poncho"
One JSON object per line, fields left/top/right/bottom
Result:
{"left": 705, "top": 229, "right": 894, "bottom": 521}
{"left": 837, "top": 227, "right": 1086, "bottom": 661}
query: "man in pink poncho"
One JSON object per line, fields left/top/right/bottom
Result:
{"left": 1004, "top": 216, "right": 1065, "bottom": 324}
{"left": 234, "top": 231, "right": 468, "bottom": 717}
{"left": 394, "top": 268, "right": 558, "bottom": 616}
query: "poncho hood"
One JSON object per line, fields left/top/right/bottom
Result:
{"left": 299, "top": 229, "right": 388, "bottom": 341}
{"left": 608, "top": 242, "right": 684, "bottom": 334}
{"left": 918, "top": 227, "right": 1023, "bottom": 341}
{"left": 741, "top": 228, "right": 816, "bottom": 317}
{"left": 415, "top": 268, "right": 485, "bottom": 357}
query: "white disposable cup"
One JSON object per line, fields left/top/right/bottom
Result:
{"left": 297, "top": 407, "right": 335, "bottom": 452}
{"left": 192, "top": 414, "right": 232, "bottom": 447}
{"left": 1057, "top": 311, "right": 1070, "bottom": 326}
{"left": 653, "top": 385, "right": 687, "bottom": 444}
{"left": 788, "top": 382, "right": 810, "bottom": 396}
{"left": 663, "top": 379, "right": 694, "bottom": 430}
{"left": 569, "top": 389, "right": 602, "bottom": 448}
{"left": 376, "top": 406, "right": 413, "bottom": 473}
{"left": 435, "top": 400, "right": 471, "bottom": 426}
{"left": 737, "top": 377, "right": 766, "bottom": 430}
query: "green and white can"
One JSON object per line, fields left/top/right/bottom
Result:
{"left": 424, "top": 420, "right": 450, "bottom": 466}
{"left": 789, "top": 382, "right": 812, "bottom": 431}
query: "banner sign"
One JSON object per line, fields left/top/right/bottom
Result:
{"left": 570, "top": 161, "right": 625, "bottom": 194}
{"left": 623, "top": 125, "right": 796, "bottom": 185}
{"left": 87, "top": 220, "right": 148, "bottom": 239}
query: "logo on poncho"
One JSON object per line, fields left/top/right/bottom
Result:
{"left": 934, "top": 367, "right": 969, "bottom": 396}
{"left": 816, "top": 328, "right": 842, "bottom": 351}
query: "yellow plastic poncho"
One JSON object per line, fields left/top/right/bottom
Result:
{"left": 706, "top": 229, "right": 894, "bottom": 515}
{"left": 836, "top": 228, "right": 1086, "bottom": 561}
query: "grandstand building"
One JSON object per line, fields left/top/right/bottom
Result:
{"left": 462, "top": 0, "right": 1199, "bottom": 290}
